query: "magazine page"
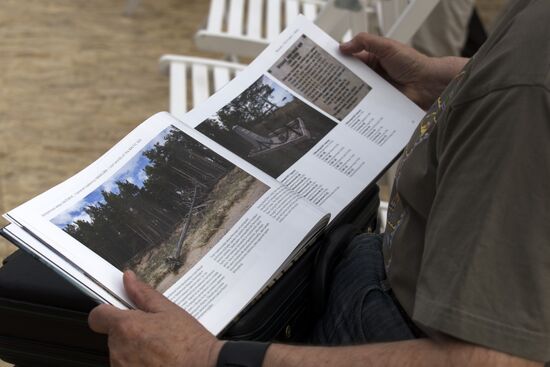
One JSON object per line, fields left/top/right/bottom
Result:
{"left": 180, "top": 16, "right": 425, "bottom": 218}
{"left": 5, "top": 112, "right": 328, "bottom": 335}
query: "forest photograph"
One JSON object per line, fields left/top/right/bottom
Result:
{"left": 51, "top": 126, "right": 269, "bottom": 292}
{"left": 196, "top": 74, "right": 337, "bottom": 178}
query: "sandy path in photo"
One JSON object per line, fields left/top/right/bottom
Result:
{"left": 157, "top": 180, "right": 268, "bottom": 293}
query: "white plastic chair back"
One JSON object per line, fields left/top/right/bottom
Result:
{"left": 379, "top": 0, "right": 440, "bottom": 43}
{"left": 195, "top": 0, "right": 350, "bottom": 58}
{"left": 196, "top": 0, "right": 439, "bottom": 58}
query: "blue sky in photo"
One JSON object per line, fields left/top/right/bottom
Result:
{"left": 51, "top": 126, "right": 175, "bottom": 229}
{"left": 261, "top": 74, "right": 295, "bottom": 107}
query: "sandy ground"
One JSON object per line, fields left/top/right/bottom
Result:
{"left": 157, "top": 179, "right": 268, "bottom": 293}
{"left": 0, "top": 0, "right": 507, "bottom": 365}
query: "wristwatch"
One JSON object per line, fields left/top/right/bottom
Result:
{"left": 216, "top": 341, "right": 272, "bottom": 367}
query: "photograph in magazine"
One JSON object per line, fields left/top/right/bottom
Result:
{"left": 269, "top": 35, "right": 372, "bottom": 121}
{"left": 196, "top": 74, "right": 337, "bottom": 178}
{"left": 51, "top": 126, "right": 269, "bottom": 292}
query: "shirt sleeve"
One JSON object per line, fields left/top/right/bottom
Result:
{"left": 412, "top": 85, "right": 550, "bottom": 362}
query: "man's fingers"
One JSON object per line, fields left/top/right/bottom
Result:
{"left": 340, "top": 32, "right": 396, "bottom": 59}
{"left": 88, "top": 304, "right": 124, "bottom": 334}
{"left": 351, "top": 50, "right": 382, "bottom": 71}
{"left": 123, "top": 270, "right": 173, "bottom": 313}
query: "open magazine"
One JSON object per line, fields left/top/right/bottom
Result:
{"left": 1, "top": 16, "right": 424, "bottom": 336}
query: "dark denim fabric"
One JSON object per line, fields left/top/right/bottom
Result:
{"left": 310, "top": 233, "right": 419, "bottom": 345}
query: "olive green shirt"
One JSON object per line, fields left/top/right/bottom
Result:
{"left": 383, "top": 0, "right": 550, "bottom": 362}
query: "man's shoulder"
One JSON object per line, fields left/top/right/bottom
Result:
{"left": 489, "top": 0, "right": 550, "bottom": 86}
{"left": 452, "top": 0, "right": 550, "bottom": 107}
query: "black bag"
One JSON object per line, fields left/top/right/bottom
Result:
{"left": 0, "top": 186, "right": 379, "bottom": 367}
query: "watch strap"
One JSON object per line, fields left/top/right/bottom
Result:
{"left": 216, "top": 340, "right": 272, "bottom": 367}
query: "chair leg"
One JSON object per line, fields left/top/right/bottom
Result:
{"left": 124, "top": 0, "right": 141, "bottom": 16}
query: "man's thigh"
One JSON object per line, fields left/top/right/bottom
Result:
{"left": 310, "top": 233, "right": 417, "bottom": 345}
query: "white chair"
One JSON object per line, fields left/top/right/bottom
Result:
{"left": 194, "top": 0, "right": 439, "bottom": 59}
{"left": 378, "top": 200, "right": 389, "bottom": 233}
{"left": 194, "top": 0, "right": 358, "bottom": 59}
{"left": 344, "top": 0, "right": 442, "bottom": 44}
{"left": 159, "top": 55, "right": 246, "bottom": 121}
{"left": 124, "top": 0, "right": 141, "bottom": 15}
{"left": 376, "top": 0, "right": 440, "bottom": 43}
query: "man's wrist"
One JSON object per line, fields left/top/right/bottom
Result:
{"left": 419, "top": 56, "right": 469, "bottom": 108}
{"left": 208, "top": 340, "right": 225, "bottom": 367}
{"left": 429, "top": 57, "right": 469, "bottom": 88}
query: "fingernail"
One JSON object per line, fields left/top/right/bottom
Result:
{"left": 340, "top": 41, "right": 352, "bottom": 48}
{"left": 125, "top": 269, "right": 136, "bottom": 280}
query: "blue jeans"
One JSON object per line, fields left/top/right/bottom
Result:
{"left": 310, "top": 233, "right": 420, "bottom": 345}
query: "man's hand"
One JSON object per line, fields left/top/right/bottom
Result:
{"left": 340, "top": 33, "right": 468, "bottom": 110}
{"left": 88, "top": 271, "right": 223, "bottom": 367}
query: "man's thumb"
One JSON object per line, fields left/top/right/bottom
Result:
{"left": 340, "top": 32, "right": 395, "bottom": 59}
{"left": 123, "top": 270, "right": 172, "bottom": 313}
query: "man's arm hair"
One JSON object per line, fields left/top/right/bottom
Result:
{"left": 264, "top": 339, "right": 543, "bottom": 367}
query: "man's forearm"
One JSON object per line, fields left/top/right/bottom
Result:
{"left": 263, "top": 338, "right": 542, "bottom": 367}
